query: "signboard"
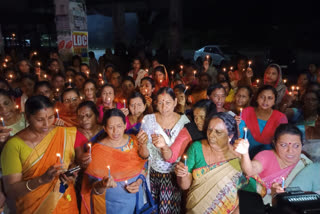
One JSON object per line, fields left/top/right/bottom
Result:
{"left": 72, "top": 31, "right": 88, "bottom": 63}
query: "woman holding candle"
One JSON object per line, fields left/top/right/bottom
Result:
{"left": 59, "top": 88, "right": 82, "bottom": 127}
{"left": 263, "top": 63, "right": 288, "bottom": 107}
{"left": 0, "top": 89, "right": 27, "bottom": 145}
{"left": 228, "top": 86, "right": 253, "bottom": 115}
{"left": 1, "top": 95, "right": 79, "bottom": 214}
{"left": 175, "top": 112, "right": 257, "bottom": 213}
{"left": 296, "top": 72, "right": 311, "bottom": 100}
{"left": 120, "top": 76, "right": 136, "bottom": 101}
{"left": 125, "top": 92, "right": 146, "bottom": 135}
{"left": 153, "top": 65, "right": 169, "bottom": 94}
{"left": 128, "top": 57, "right": 148, "bottom": 87}
{"left": 139, "top": 77, "right": 156, "bottom": 114}
{"left": 81, "top": 108, "right": 148, "bottom": 214}
{"left": 98, "top": 84, "right": 128, "bottom": 122}
{"left": 200, "top": 55, "right": 218, "bottom": 84}
{"left": 234, "top": 124, "right": 312, "bottom": 204}
{"left": 139, "top": 87, "right": 190, "bottom": 213}
{"left": 239, "top": 85, "right": 288, "bottom": 158}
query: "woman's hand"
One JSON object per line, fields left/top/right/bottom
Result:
{"left": 233, "top": 139, "right": 249, "bottom": 155}
{"left": 0, "top": 126, "right": 12, "bottom": 144}
{"left": 151, "top": 134, "right": 166, "bottom": 148}
{"left": 40, "top": 165, "right": 64, "bottom": 184}
{"left": 55, "top": 118, "right": 65, "bottom": 126}
{"left": 79, "top": 152, "right": 92, "bottom": 168}
{"left": 245, "top": 67, "right": 253, "bottom": 78}
{"left": 96, "top": 176, "right": 117, "bottom": 189}
{"left": 125, "top": 179, "right": 142, "bottom": 193}
{"left": 234, "top": 115, "right": 241, "bottom": 126}
{"left": 120, "top": 108, "right": 129, "bottom": 117}
{"left": 145, "top": 96, "right": 153, "bottom": 107}
{"left": 137, "top": 130, "right": 148, "bottom": 146}
{"left": 271, "top": 182, "right": 285, "bottom": 197}
{"left": 174, "top": 162, "right": 189, "bottom": 177}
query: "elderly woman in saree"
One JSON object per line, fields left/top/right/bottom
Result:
{"left": 234, "top": 123, "right": 312, "bottom": 204}
{"left": 175, "top": 112, "right": 250, "bottom": 214}
{"left": 139, "top": 87, "right": 191, "bottom": 213}
{"left": 1, "top": 95, "right": 78, "bottom": 214}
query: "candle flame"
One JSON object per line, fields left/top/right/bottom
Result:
{"left": 88, "top": 143, "right": 91, "bottom": 148}
{"left": 107, "top": 165, "right": 110, "bottom": 169}
{"left": 16, "top": 105, "right": 19, "bottom": 109}
{"left": 240, "top": 108, "right": 243, "bottom": 112}
{"left": 183, "top": 155, "right": 187, "bottom": 159}
{"left": 193, "top": 70, "right": 197, "bottom": 74}
{"left": 230, "top": 66, "right": 233, "bottom": 70}
{"left": 244, "top": 127, "right": 247, "bottom": 131}
{"left": 125, "top": 180, "right": 128, "bottom": 184}
{"left": 56, "top": 153, "right": 61, "bottom": 157}
{"left": 56, "top": 109, "right": 59, "bottom": 113}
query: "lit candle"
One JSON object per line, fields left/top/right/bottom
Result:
{"left": 88, "top": 143, "right": 92, "bottom": 154}
{"left": 230, "top": 66, "right": 234, "bottom": 71}
{"left": 184, "top": 86, "right": 189, "bottom": 93}
{"left": 206, "top": 55, "right": 209, "bottom": 59}
{"left": 107, "top": 97, "right": 111, "bottom": 103}
{"left": 56, "top": 109, "right": 59, "bottom": 119}
{"left": 289, "top": 91, "right": 292, "bottom": 96}
{"left": 171, "top": 70, "right": 174, "bottom": 76}
{"left": 248, "top": 60, "right": 252, "bottom": 67}
{"left": 145, "top": 89, "right": 148, "bottom": 94}
{"left": 16, "top": 105, "right": 19, "bottom": 110}
{"left": 283, "top": 79, "right": 287, "bottom": 84}
{"left": 296, "top": 86, "right": 300, "bottom": 91}
{"left": 9, "top": 74, "right": 13, "bottom": 79}
{"left": 12, "top": 33, "right": 16, "bottom": 37}
{"left": 101, "top": 80, "right": 104, "bottom": 85}
{"left": 193, "top": 70, "right": 197, "bottom": 78}
{"left": 240, "top": 108, "right": 243, "bottom": 118}
{"left": 244, "top": 127, "right": 248, "bottom": 140}
{"left": 145, "top": 69, "right": 149, "bottom": 73}
{"left": 223, "top": 68, "right": 226, "bottom": 72}
{"left": 123, "top": 99, "right": 126, "bottom": 108}
{"left": 69, "top": 79, "right": 72, "bottom": 87}
{"left": 256, "top": 79, "right": 260, "bottom": 84}
{"left": 107, "top": 165, "right": 111, "bottom": 177}
{"left": 183, "top": 155, "right": 187, "bottom": 166}
{"left": 3, "top": 63, "right": 7, "bottom": 68}
{"left": 281, "top": 177, "right": 285, "bottom": 189}
{"left": 0, "top": 117, "right": 5, "bottom": 126}
{"left": 180, "top": 65, "right": 183, "bottom": 70}
{"left": 56, "top": 153, "right": 63, "bottom": 164}
{"left": 291, "top": 86, "right": 295, "bottom": 91}
{"left": 125, "top": 180, "right": 128, "bottom": 185}
{"left": 33, "top": 51, "right": 37, "bottom": 55}
{"left": 4, "top": 58, "right": 8, "bottom": 63}
{"left": 80, "top": 96, "right": 83, "bottom": 100}
{"left": 86, "top": 71, "right": 90, "bottom": 77}
{"left": 99, "top": 73, "right": 102, "bottom": 79}
{"left": 56, "top": 88, "right": 59, "bottom": 93}
{"left": 44, "top": 74, "right": 47, "bottom": 79}
{"left": 37, "top": 62, "right": 41, "bottom": 67}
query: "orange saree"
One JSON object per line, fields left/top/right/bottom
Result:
{"left": 17, "top": 127, "right": 78, "bottom": 214}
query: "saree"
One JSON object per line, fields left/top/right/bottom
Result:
{"left": 17, "top": 127, "right": 78, "bottom": 214}
{"left": 186, "top": 158, "right": 248, "bottom": 214}
{"left": 81, "top": 135, "right": 147, "bottom": 214}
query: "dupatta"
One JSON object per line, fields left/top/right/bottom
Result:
{"left": 242, "top": 107, "right": 286, "bottom": 144}
{"left": 17, "top": 127, "right": 77, "bottom": 214}
{"left": 81, "top": 135, "right": 147, "bottom": 214}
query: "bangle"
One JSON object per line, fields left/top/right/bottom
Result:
{"left": 92, "top": 185, "right": 104, "bottom": 195}
{"left": 26, "top": 180, "right": 34, "bottom": 192}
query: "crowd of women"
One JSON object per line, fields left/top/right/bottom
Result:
{"left": 0, "top": 49, "right": 319, "bottom": 214}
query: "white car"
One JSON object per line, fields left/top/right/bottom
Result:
{"left": 194, "top": 45, "right": 234, "bottom": 66}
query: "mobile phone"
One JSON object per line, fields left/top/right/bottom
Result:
{"left": 63, "top": 165, "right": 81, "bottom": 177}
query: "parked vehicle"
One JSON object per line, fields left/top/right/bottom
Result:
{"left": 194, "top": 45, "right": 239, "bottom": 67}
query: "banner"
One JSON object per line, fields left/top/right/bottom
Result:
{"left": 72, "top": 31, "right": 88, "bottom": 63}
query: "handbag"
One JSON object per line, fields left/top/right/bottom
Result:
{"left": 135, "top": 174, "right": 158, "bottom": 214}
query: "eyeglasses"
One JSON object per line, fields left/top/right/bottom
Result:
{"left": 63, "top": 97, "right": 79, "bottom": 104}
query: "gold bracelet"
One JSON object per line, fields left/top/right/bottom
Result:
{"left": 26, "top": 180, "right": 34, "bottom": 192}
{"left": 92, "top": 185, "right": 104, "bottom": 195}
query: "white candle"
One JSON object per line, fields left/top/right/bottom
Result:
{"left": 88, "top": 143, "right": 92, "bottom": 154}
{"left": 1, "top": 117, "right": 5, "bottom": 126}
{"left": 56, "top": 153, "right": 62, "bottom": 164}
{"left": 244, "top": 127, "right": 248, "bottom": 140}
{"left": 56, "top": 109, "right": 59, "bottom": 119}
{"left": 184, "top": 86, "right": 189, "bottom": 93}
{"left": 281, "top": 177, "right": 285, "bottom": 188}
{"left": 240, "top": 108, "right": 243, "bottom": 118}
{"left": 248, "top": 60, "right": 252, "bottom": 67}
{"left": 123, "top": 99, "right": 126, "bottom": 108}
{"left": 193, "top": 70, "right": 197, "bottom": 78}
{"left": 107, "top": 165, "right": 111, "bottom": 177}
{"left": 69, "top": 79, "right": 72, "bottom": 87}
{"left": 183, "top": 155, "right": 187, "bottom": 166}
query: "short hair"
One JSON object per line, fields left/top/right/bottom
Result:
{"left": 236, "top": 86, "right": 253, "bottom": 98}
{"left": 207, "top": 83, "right": 226, "bottom": 97}
{"left": 61, "top": 88, "right": 80, "bottom": 102}
{"left": 128, "top": 92, "right": 146, "bottom": 105}
{"left": 173, "top": 84, "right": 186, "bottom": 94}
{"left": 102, "top": 108, "right": 126, "bottom": 127}
{"left": 77, "top": 101, "right": 99, "bottom": 119}
{"left": 34, "top": 81, "right": 52, "bottom": 93}
{"left": 192, "top": 99, "right": 217, "bottom": 120}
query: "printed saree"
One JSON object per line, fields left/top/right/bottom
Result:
{"left": 17, "top": 127, "right": 78, "bottom": 214}
{"left": 186, "top": 158, "right": 265, "bottom": 214}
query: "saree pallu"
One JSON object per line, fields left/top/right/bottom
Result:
{"left": 81, "top": 135, "right": 147, "bottom": 214}
{"left": 186, "top": 158, "right": 256, "bottom": 214}
{"left": 17, "top": 127, "right": 78, "bottom": 214}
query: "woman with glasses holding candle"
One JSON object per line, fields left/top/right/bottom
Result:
{"left": 59, "top": 88, "right": 82, "bottom": 127}
{"left": 81, "top": 108, "right": 148, "bottom": 214}
{"left": 139, "top": 87, "right": 190, "bottom": 213}
{"left": 175, "top": 112, "right": 257, "bottom": 213}
{"left": 234, "top": 124, "right": 312, "bottom": 205}
{"left": 239, "top": 85, "right": 288, "bottom": 159}
{"left": 1, "top": 95, "right": 78, "bottom": 214}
